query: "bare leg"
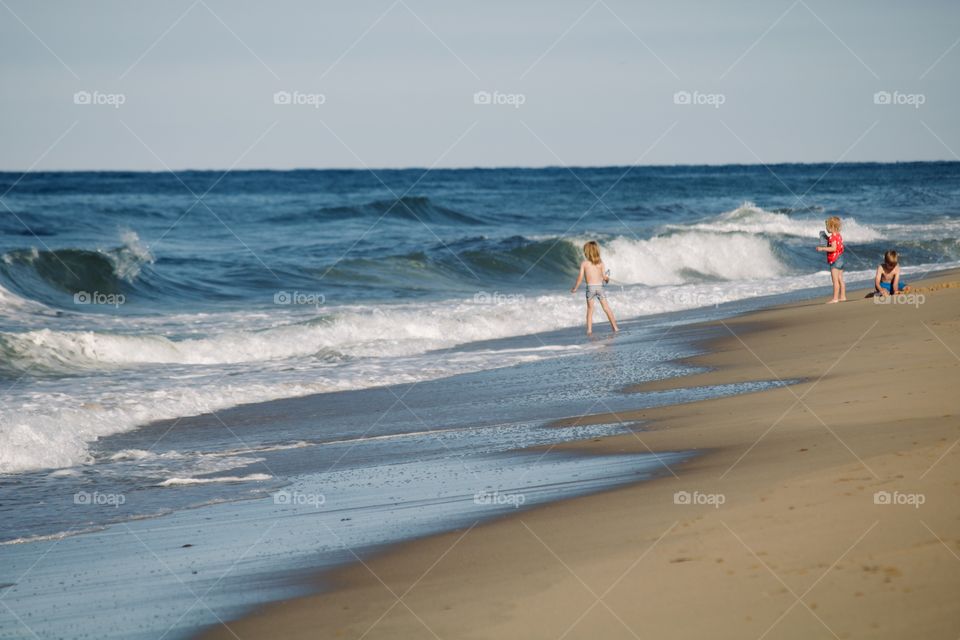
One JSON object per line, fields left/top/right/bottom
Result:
{"left": 599, "top": 298, "right": 619, "bottom": 332}
{"left": 586, "top": 299, "right": 594, "bottom": 335}
{"left": 827, "top": 269, "right": 841, "bottom": 303}
{"left": 838, "top": 271, "right": 846, "bottom": 301}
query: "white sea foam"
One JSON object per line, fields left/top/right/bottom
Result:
{"left": 0, "top": 264, "right": 891, "bottom": 477}
{"left": 111, "top": 230, "right": 155, "bottom": 281}
{"left": 0, "top": 281, "right": 50, "bottom": 316}
{"left": 596, "top": 232, "right": 786, "bottom": 285}
{"left": 0, "top": 345, "right": 583, "bottom": 474}
{"left": 2, "top": 250, "right": 957, "bottom": 476}
{"left": 667, "top": 202, "right": 884, "bottom": 243}
{"left": 157, "top": 473, "right": 271, "bottom": 487}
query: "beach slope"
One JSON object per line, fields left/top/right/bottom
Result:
{"left": 203, "top": 273, "right": 960, "bottom": 640}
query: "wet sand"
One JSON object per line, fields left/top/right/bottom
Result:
{"left": 202, "top": 270, "right": 960, "bottom": 640}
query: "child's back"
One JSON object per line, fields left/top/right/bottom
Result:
{"left": 582, "top": 259, "right": 605, "bottom": 284}
{"left": 571, "top": 241, "right": 618, "bottom": 335}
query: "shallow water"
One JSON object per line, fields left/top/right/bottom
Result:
{"left": 0, "top": 298, "right": 797, "bottom": 639}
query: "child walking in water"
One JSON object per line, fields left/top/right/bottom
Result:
{"left": 816, "top": 216, "right": 846, "bottom": 303}
{"left": 571, "top": 240, "right": 619, "bottom": 335}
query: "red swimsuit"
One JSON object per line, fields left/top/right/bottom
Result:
{"left": 827, "top": 232, "right": 844, "bottom": 265}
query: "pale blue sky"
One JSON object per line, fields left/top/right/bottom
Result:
{"left": 1, "top": 0, "right": 958, "bottom": 170}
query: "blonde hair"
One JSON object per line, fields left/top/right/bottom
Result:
{"left": 884, "top": 250, "right": 899, "bottom": 267}
{"left": 825, "top": 216, "right": 842, "bottom": 233}
{"left": 583, "top": 241, "right": 601, "bottom": 265}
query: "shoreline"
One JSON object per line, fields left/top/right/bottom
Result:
{"left": 201, "top": 269, "right": 960, "bottom": 640}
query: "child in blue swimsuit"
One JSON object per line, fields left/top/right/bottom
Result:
{"left": 874, "top": 250, "right": 909, "bottom": 296}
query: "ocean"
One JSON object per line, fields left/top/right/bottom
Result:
{"left": 1, "top": 162, "right": 959, "bottom": 638}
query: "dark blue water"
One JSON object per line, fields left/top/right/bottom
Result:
{"left": 3, "top": 163, "right": 959, "bottom": 311}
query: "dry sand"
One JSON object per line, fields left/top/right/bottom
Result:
{"left": 202, "top": 271, "right": 960, "bottom": 640}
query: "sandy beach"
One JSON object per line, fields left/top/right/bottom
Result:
{"left": 203, "top": 270, "right": 960, "bottom": 640}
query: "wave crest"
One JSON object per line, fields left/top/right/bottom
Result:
{"left": 671, "top": 202, "right": 883, "bottom": 242}
{"left": 572, "top": 230, "right": 787, "bottom": 286}
{"left": 1, "top": 230, "right": 154, "bottom": 296}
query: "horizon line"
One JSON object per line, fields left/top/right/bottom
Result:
{"left": 1, "top": 158, "right": 958, "bottom": 174}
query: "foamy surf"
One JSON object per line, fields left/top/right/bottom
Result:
{"left": 2, "top": 180, "right": 959, "bottom": 477}
{"left": 157, "top": 473, "right": 272, "bottom": 487}
{"left": 1, "top": 263, "right": 938, "bottom": 476}
{"left": 591, "top": 231, "right": 786, "bottom": 286}
{"left": 665, "top": 202, "right": 884, "bottom": 243}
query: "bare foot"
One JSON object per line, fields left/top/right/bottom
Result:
{"left": 827, "top": 299, "right": 840, "bottom": 304}
{"left": 839, "top": 297, "right": 847, "bottom": 302}
{"left": 586, "top": 331, "right": 592, "bottom": 336}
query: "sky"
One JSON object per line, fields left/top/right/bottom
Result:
{"left": 1, "top": 0, "right": 958, "bottom": 170}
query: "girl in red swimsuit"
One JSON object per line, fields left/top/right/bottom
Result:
{"left": 815, "top": 216, "right": 846, "bottom": 303}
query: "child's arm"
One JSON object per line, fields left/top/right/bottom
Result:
{"left": 816, "top": 243, "right": 837, "bottom": 253}
{"left": 874, "top": 266, "right": 883, "bottom": 293}
{"left": 892, "top": 266, "right": 900, "bottom": 293}
{"left": 600, "top": 261, "right": 610, "bottom": 284}
{"left": 570, "top": 262, "right": 585, "bottom": 293}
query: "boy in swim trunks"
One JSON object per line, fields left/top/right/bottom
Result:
{"left": 874, "top": 249, "right": 909, "bottom": 296}
{"left": 815, "top": 216, "right": 846, "bottom": 303}
{"left": 570, "top": 240, "right": 619, "bottom": 335}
